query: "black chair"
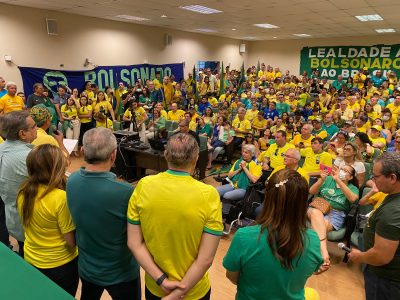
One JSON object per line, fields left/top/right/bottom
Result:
{"left": 223, "top": 183, "right": 265, "bottom": 235}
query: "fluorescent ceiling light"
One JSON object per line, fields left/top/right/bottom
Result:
{"left": 254, "top": 23, "right": 279, "bottom": 29}
{"left": 273, "top": 36, "right": 277, "bottom": 39}
{"left": 232, "top": 28, "right": 237, "bottom": 31}
{"left": 243, "top": 36, "right": 257, "bottom": 40}
{"left": 115, "top": 15, "right": 150, "bottom": 21}
{"left": 293, "top": 33, "right": 311, "bottom": 37}
{"left": 375, "top": 28, "right": 396, "bottom": 33}
{"left": 196, "top": 28, "right": 217, "bottom": 33}
{"left": 355, "top": 14, "right": 383, "bottom": 21}
{"left": 180, "top": 5, "right": 222, "bottom": 14}
{"left": 161, "top": 15, "right": 168, "bottom": 18}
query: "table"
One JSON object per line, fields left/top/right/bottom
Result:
{"left": 0, "top": 243, "right": 74, "bottom": 299}
{"left": 115, "top": 143, "right": 207, "bottom": 181}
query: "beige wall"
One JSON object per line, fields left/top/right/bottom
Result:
{"left": 248, "top": 34, "right": 400, "bottom": 76}
{"left": 0, "top": 3, "right": 246, "bottom": 90}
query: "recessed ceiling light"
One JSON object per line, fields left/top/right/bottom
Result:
{"left": 243, "top": 36, "right": 257, "bottom": 40}
{"left": 195, "top": 28, "right": 217, "bottom": 33}
{"left": 355, "top": 14, "right": 383, "bottom": 22}
{"left": 375, "top": 28, "right": 396, "bottom": 33}
{"left": 273, "top": 36, "right": 277, "bottom": 39}
{"left": 115, "top": 15, "right": 150, "bottom": 21}
{"left": 293, "top": 33, "right": 311, "bottom": 37}
{"left": 161, "top": 15, "right": 168, "bottom": 18}
{"left": 180, "top": 5, "right": 222, "bottom": 14}
{"left": 232, "top": 28, "right": 237, "bottom": 31}
{"left": 254, "top": 23, "right": 279, "bottom": 29}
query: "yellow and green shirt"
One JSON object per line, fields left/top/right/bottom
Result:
{"left": 127, "top": 170, "right": 223, "bottom": 299}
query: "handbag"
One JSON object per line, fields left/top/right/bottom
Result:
{"left": 310, "top": 197, "right": 331, "bottom": 215}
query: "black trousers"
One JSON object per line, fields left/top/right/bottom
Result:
{"left": 79, "top": 122, "right": 94, "bottom": 146}
{"left": 80, "top": 275, "right": 141, "bottom": 300}
{"left": 36, "top": 257, "right": 79, "bottom": 297}
{"left": 145, "top": 286, "right": 211, "bottom": 300}
{"left": 0, "top": 197, "right": 9, "bottom": 247}
{"left": 364, "top": 267, "right": 400, "bottom": 300}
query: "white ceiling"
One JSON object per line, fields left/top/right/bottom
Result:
{"left": 2, "top": 0, "right": 400, "bottom": 40}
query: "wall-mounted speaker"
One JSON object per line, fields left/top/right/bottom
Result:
{"left": 46, "top": 18, "right": 58, "bottom": 35}
{"left": 164, "top": 34, "right": 172, "bottom": 46}
{"left": 239, "top": 43, "right": 246, "bottom": 54}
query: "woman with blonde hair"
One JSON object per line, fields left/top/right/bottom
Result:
{"left": 223, "top": 169, "right": 322, "bottom": 300}
{"left": 17, "top": 144, "right": 78, "bottom": 296}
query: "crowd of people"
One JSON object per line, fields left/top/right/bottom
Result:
{"left": 0, "top": 62, "right": 399, "bottom": 300}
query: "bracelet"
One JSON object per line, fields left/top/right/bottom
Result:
{"left": 156, "top": 273, "right": 168, "bottom": 286}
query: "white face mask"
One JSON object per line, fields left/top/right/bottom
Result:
{"left": 382, "top": 115, "right": 390, "bottom": 121}
{"left": 339, "top": 170, "right": 347, "bottom": 181}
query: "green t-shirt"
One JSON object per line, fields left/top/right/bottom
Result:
{"left": 318, "top": 176, "right": 359, "bottom": 213}
{"left": 276, "top": 102, "right": 290, "bottom": 116}
{"left": 66, "top": 168, "right": 139, "bottom": 285}
{"left": 223, "top": 225, "right": 322, "bottom": 300}
{"left": 364, "top": 193, "right": 400, "bottom": 281}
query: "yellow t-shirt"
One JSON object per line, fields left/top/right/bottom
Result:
{"left": 269, "top": 165, "right": 310, "bottom": 184}
{"left": 17, "top": 186, "right": 78, "bottom": 268}
{"left": 163, "top": 83, "right": 174, "bottom": 105}
{"left": 300, "top": 148, "right": 332, "bottom": 174}
{"left": 369, "top": 136, "right": 386, "bottom": 148}
{"left": 229, "top": 160, "right": 262, "bottom": 188}
{"left": 232, "top": 118, "right": 251, "bottom": 138}
{"left": 61, "top": 104, "right": 78, "bottom": 118}
{"left": 96, "top": 118, "right": 113, "bottom": 129}
{"left": 384, "top": 116, "right": 397, "bottom": 130}
{"left": 0, "top": 94, "right": 24, "bottom": 113}
{"left": 252, "top": 118, "right": 268, "bottom": 131}
{"left": 31, "top": 128, "right": 59, "bottom": 148}
{"left": 85, "top": 90, "right": 95, "bottom": 100}
{"left": 0, "top": 136, "right": 4, "bottom": 143}
{"left": 290, "top": 134, "right": 314, "bottom": 149}
{"left": 257, "top": 143, "right": 295, "bottom": 169}
{"left": 94, "top": 100, "right": 112, "bottom": 114}
{"left": 127, "top": 171, "right": 223, "bottom": 299}
{"left": 167, "top": 109, "right": 185, "bottom": 122}
{"left": 153, "top": 79, "right": 162, "bottom": 90}
{"left": 78, "top": 105, "right": 93, "bottom": 123}
{"left": 208, "top": 97, "right": 218, "bottom": 107}
{"left": 386, "top": 103, "right": 400, "bottom": 118}
{"left": 124, "top": 106, "right": 147, "bottom": 123}
{"left": 245, "top": 109, "right": 259, "bottom": 122}
{"left": 368, "top": 192, "right": 387, "bottom": 210}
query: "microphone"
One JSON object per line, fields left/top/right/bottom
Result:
{"left": 338, "top": 242, "right": 351, "bottom": 253}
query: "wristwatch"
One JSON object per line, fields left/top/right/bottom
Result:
{"left": 156, "top": 273, "right": 168, "bottom": 286}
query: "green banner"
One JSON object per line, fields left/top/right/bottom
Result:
{"left": 300, "top": 44, "right": 400, "bottom": 80}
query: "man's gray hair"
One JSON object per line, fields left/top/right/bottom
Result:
{"left": 0, "top": 110, "right": 30, "bottom": 140}
{"left": 375, "top": 152, "right": 400, "bottom": 181}
{"left": 164, "top": 133, "right": 199, "bottom": 168}
{"left": 286, "top": 148, "right": 301, "bottom": 161}
{"left": 6, "top": 82, "right": 16, "bottom": 89}
{"left": 83, "top": 127, "right": 117, "bottom": 164}
{"left": 304, "top": 124, "right": 313, "bottom": 131}
{"left": 242, "top": 144, "right": 256, "bottom": 157}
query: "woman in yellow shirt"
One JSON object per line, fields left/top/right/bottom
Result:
{"left": 61, "top": 97, "right": 80, "bottom": 156}
{"left": 199, "top": 76, "right": 212, "bottom": 96}
{"left": 94, "top": 91, "right": 116, "bottom": 121}
{"left": 17, "top": 144, "right": 78, "bottom": 296}
{"left": 123, "top": 101, "right": 148, "bottom": 143}
{"left": 78, "top": 95, "right": 93, "bottom": 146}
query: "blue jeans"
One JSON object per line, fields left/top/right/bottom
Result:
{"left": 216, "top": 184, "right": 246, "bottom": 215}
{"left": 364, "top": 267, "right": 400, "bottom": 300}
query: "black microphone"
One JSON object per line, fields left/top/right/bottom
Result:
{"left": 338, "top": 242, "right": 351, "bottom": 253}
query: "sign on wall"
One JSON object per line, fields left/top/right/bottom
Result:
{"left": 19, "top": 63, "right": 184, "bottom": 97}
{"left": 300, "top": 44, "right": 400, "bottom": 80}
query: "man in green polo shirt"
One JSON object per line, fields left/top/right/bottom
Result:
{"left": 66, "top": 127, "right": 140, "bottom": 299}
{"left": 349, "top": 152, "right": 400, "bottom": 299}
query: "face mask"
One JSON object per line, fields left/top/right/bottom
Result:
{"left": 339, "top": 170, "right": 347, "bottom": 181}
{"left": 382, "top": 115, "right": 390, "bottom": 121}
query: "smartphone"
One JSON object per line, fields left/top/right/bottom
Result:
{"left": 320, "top": 164, "right": 332, "bottom": 175}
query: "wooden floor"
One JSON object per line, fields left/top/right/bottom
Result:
{"left": 67, "top": 156, "right": 366, "bottom": 300}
